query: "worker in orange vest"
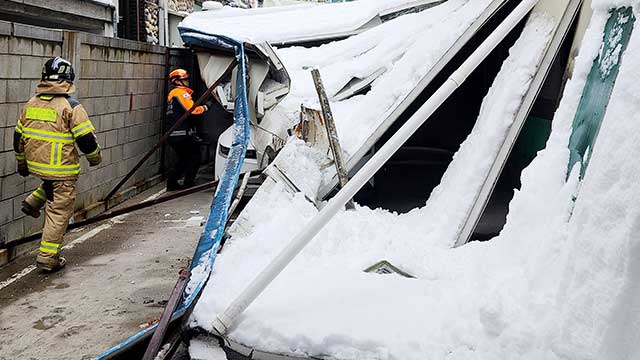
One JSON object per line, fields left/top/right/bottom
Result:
{"left": 165, "top": 69, "right": 212, "bottom": 191}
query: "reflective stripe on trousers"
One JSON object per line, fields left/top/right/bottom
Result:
{"left": 38, "top": 180, "right": 77, "bottom": 259}
{"left": 39, "top": 240, "right": 60, "bottom": 255}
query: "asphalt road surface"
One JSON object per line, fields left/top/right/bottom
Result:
{"left": 0, "top": 184, "right": 213, "bottom": 360}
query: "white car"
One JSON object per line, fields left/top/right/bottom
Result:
{"left": 213, "top": 80, "right": 291, "bottom": 180}
{"left": 215, "top": 126, "right": 259, "bottom": 180}
{"left": 213, "top": 61, "right": 385, "bottom": 180}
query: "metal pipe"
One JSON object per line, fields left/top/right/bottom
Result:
{"left": 112, "top": 0, "right": 119, "bottom": 38}
{"left": 227, "top": 172, "right": 251, "bottom": 223}
{"left": 142, "top": 268, "right": 191, "bottom": 360}
{"left": 136, "top": 0, "right": 141, "bottom": 42}
{"left": 211, "top": 0, "right": 540, "bottom": 336}
{"left": 160, "top": 47, "right": 171, "bottom": 177}
{"left": 161, "top": 0, "right": 170, "bottom": 46}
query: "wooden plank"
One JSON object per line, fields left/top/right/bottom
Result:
{"left": 311, "top": 69, "right": 355, "bottom": 210}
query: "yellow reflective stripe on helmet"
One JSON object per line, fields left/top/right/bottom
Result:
{"left": 38, "top": 94, "right": 54, "bottom": 101}
{"left": 21, "top": 127, "right": 74, "bottom": 144}
{"left": 71, "top": 121, "right": 95, "bottom": 138}
{"left": 33, "top": 187, "right": 47, "bottom": 202}
{"left": 25, "top": 107, "right": 58, "bottom": 122}
{"left": 27, "top": 160, "right": 80, "bottom": 176}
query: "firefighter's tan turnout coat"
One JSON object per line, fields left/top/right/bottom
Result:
{"left": 14, "top": 80, "right": 102, "bottom": 265}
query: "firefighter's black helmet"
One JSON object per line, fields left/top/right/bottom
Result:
{"left": 42, "top": 57, "right": 75, "bottom": 82}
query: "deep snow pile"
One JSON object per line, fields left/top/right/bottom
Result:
{"left": 179, "top": 0, "right": 431, "bottom": 43}
{"left": 191, "top": 1, "right": 640, "bottom": 359}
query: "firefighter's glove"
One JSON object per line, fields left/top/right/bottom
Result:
{"left": 86, "top": 145, "right": 102, "bottom": 167}
{"left": 17, "top": 161, "right": 29, "bottom": 177}
{"left": 204, "top": 98, "right": 215, "bottom": 111}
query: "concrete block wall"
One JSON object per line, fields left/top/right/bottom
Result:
{"left": 0, "top": 21, "right": 171, "bottom": 257}
{"left": 0, "top": 23, "right": 64, "bottom": 247}
{"left": 74, "top": 33, "right": 166, "bottom": 213}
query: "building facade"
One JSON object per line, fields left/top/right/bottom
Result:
{"left": 0, "top": 0, "right": 117, "bottom": 36}
{"left": 117, "top": 0, "right": 201, "bottom": 46}
{"left": 0, "top": 0, "right": 202, "bottom": 47}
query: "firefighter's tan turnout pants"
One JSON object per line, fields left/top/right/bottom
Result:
{"left": 24, "top": 180, "right": 76, "bottom": 263}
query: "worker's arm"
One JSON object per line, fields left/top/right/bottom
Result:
{"left": 69, "top": 104, "right": 102, "bottom": 166}
{"left": 174, "top": 89, "right": 209, "bottom": 115}
{"left": 13, "top": 112, "right": 28, "bottom": 177}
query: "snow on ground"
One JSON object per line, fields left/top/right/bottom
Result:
{"left": 180, "top": 0, "right": 431, "bottom": 43}
{"left": 191, "top": 1, "right": 640, "bottom": 359}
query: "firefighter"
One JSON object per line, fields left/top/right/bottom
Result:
{"left": 15, "top": 56, "right": 102, "bottom": 272}
{"left": 165, "top": 69, "right": 211, "bottom": 191}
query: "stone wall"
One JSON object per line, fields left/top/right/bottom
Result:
{"left": 169, "top": 0, "right": 195, "bottom": 12}
{"left": 0, "top": 21, "right": 170, "bottom": 261}
{"left": 145, "top": 0, "right": 161, "bottom": 45}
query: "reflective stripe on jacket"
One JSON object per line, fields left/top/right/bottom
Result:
{"left": 14, "top": 81, "right": 99, "bottom": 180}
{"left": 166, "top": 86, "right": 207, "bottom": 137}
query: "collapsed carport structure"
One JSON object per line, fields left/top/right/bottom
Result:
{"left": 94, "top": 0, "right": 637, "bottom": 358}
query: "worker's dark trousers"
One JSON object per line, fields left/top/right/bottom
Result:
{"left": 167, "top": 136, "right": 202, "bottom": 188}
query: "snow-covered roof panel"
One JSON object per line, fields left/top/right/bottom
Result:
{"left": 269, "top": 0, "right": 495, "bottom": 162}
{"left": 191, "top": 10, "right": 560, "bottom": 358}
{"left": 179, "top": 0, "right": 442, "bottom": 44}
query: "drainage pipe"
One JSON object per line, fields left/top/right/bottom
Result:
{"left": 212, "top": 0, "right": 540, "bottom": 335}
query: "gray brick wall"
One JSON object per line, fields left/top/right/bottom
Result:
{"left": 0, "top": 21, "right": 170, "bottom": 253}
{"left": 0, "top": 29, "right": 63, "bottom": 243}
{"left": 74, "top": 33, "right": 166, "bottom": 214}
